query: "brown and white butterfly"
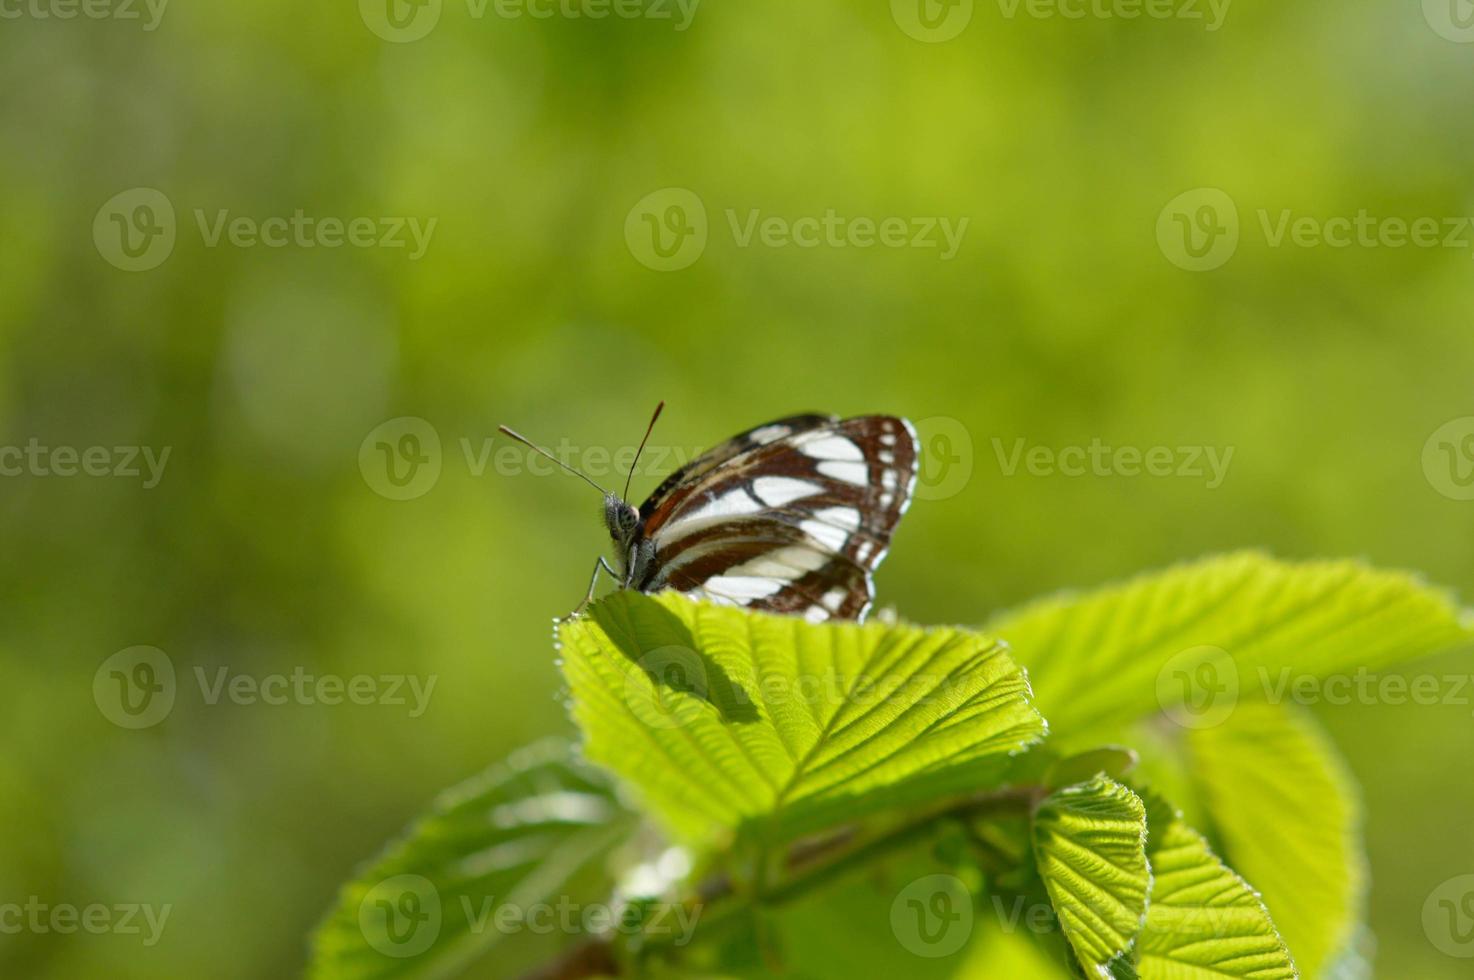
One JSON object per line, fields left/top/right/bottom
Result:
{"left": 499, "top": 406, "right": 919, "bottom": 623}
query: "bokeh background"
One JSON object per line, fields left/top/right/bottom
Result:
{"left": 2, "top": 1, "right": 1473, "bottom": 977}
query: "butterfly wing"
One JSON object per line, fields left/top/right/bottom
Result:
{"left": 636, "top": 415, "right": 919, "bottom": 622}
{"left": 638, "top": 413, "right": 837, "bottom": 517}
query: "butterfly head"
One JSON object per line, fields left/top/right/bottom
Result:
{"left": 603, "top": 493, "right": 642, "bottom": 549}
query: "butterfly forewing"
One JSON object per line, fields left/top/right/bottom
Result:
{"left": 634, "top": 415, "right": 918, "bottom": 622}
{"left": 638, "top": 413, "right": 836, "bottom": 518}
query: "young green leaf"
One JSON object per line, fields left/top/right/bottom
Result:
{"left": 558, "top": 590, "right": 1046, "bottom": 845}
{"left": 1032, "top": 777, "right": 1150, "bottom": 977}
{"left": 309, "top": 739, "right": 637, "bottom": 980}
{"left": 1189, "top": 702, "right": 1362, "bottom": 978}
{"left": 1137, "top": 797, "right": 1296, "bottom": 980}
{"left": 1044, "top": 746, "right": 1139, "bottom": 790}
{"left": 990, "top": 552, "right": 1472, "bottom": 740}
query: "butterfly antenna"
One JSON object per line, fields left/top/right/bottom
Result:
{"left": 623, "top": 400, "right": 665, "bottom": 501}
{"left": 497, "top": 424, "right": 612, "bottom": 496}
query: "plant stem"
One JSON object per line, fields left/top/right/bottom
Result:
{"left": 645, "top": 784, "right": 1042, "bottom": 955}
{"left": 522, "top": 784, "right": 1045, "bottom": 978}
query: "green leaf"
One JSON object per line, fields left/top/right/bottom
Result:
{"left": 1320, "top": 929, "right": 1373, "bottom": 980}
{"left": 990, "top": 551, "right": 1472, "bottom": 739}
{"left": 1045, "top": 746, "right": 1139, "bottom": 790}
{"left": 1032, "top": 777, "right": 1150, "bottom": 977}
{"left": 1137, "top": 797, "right": 1297, "bottom": 980}
{"left": 558, "top": 590, "right": 1046, "bottom": 845}
{"left": 956, "top": 923, "right": 1075, "bottom": 978}
{"left": 309, "top": 739, "right": 638, "bottom": 980}
{"left": 1188, "top": 702, "right": 1363, "bottom": 979}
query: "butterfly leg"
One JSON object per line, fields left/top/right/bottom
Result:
{"left": 565, "top": 555, "right": 619, "bottom": 621}
{"left": 623, "top": 543, "right": 638, "bottom": 588}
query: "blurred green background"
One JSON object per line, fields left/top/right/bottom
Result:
{"left": 3, "top": 1, "right": 1473, "bottom": 977}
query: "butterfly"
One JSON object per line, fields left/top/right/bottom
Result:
{"left": 499, "top": 405, "right": 919, "bottom": 623}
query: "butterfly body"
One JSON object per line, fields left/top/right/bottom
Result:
{"left": 592, "top": 413, "right": 919, "bottom": 623}
{"left": 601, "top": 491, "right": 655, "bottom": 588}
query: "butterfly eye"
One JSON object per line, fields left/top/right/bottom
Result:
{"left": 618, "top": 505, "right": 640, "bottom": 532}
